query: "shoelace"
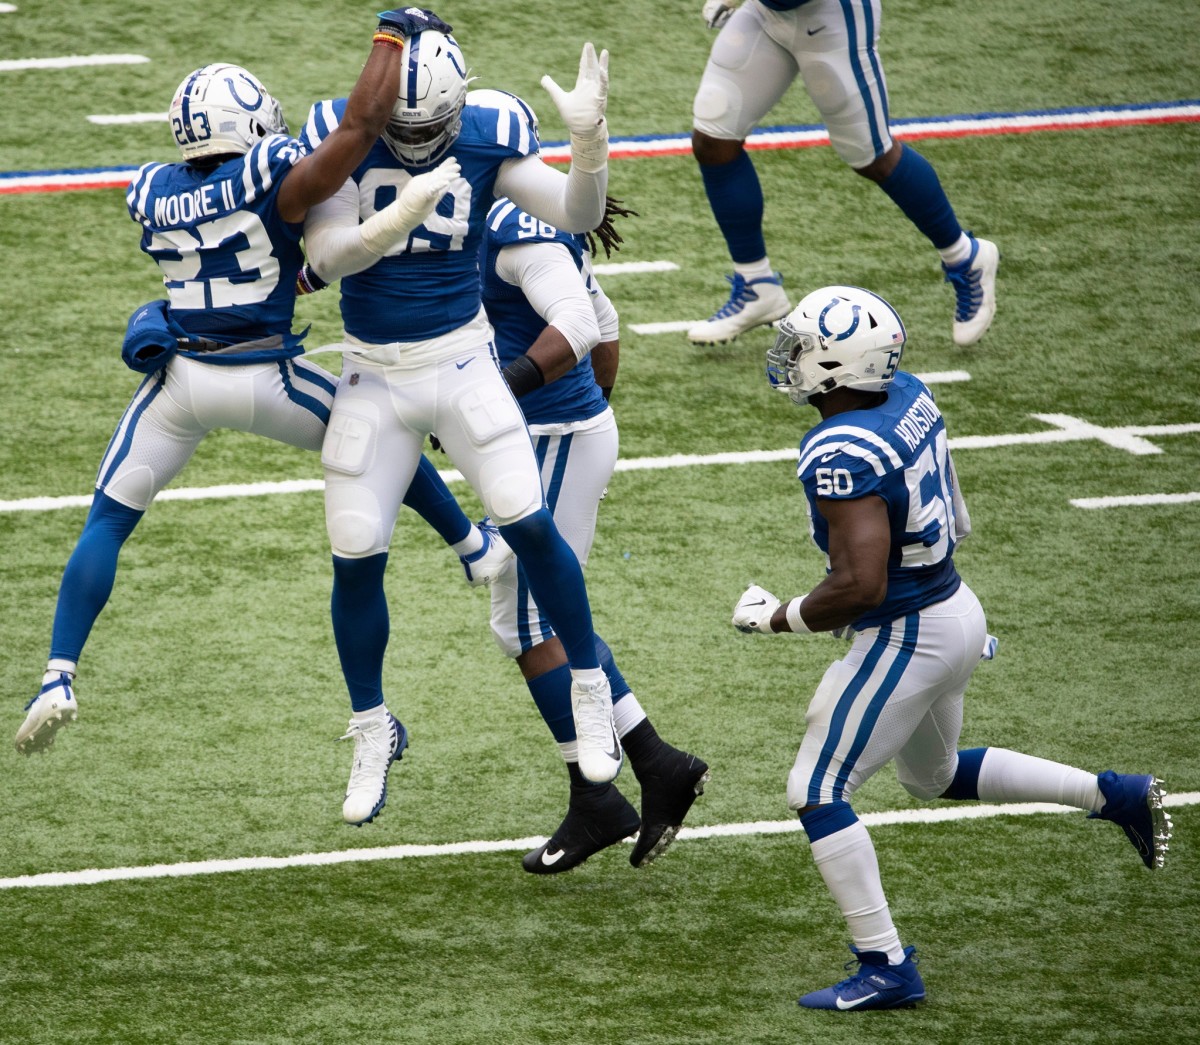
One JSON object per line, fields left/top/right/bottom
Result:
{"left": 712, "top": 273, "right": 759, "bottom": 319}
{"left": 944, "top": 263, "right": 984, "bottom": 321}
{"left": 338, "top": 718, "right": 394, "bottom": 788}
{"left": 572, "top": 680, "right": 616, "bottom": 747}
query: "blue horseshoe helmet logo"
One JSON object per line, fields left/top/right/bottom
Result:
{"left": 818, "top": 298, "right": 861, "bottom": 341}
{"left": 225, "top": 72, "right": 264, "bottom": 112}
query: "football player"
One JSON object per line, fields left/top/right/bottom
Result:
{"left": 15, "top": 9, "right": 476, "bottom": 756}
{"left": 478, "top": 197, "right": 710, "bottom": 872}
{"left": 732, "top": 286, "right": 1171, "bottom": 1010}
{"left": 688, "top": 0, "right": 999, "bottom": 347}
{"left": 297, "top": 22, "right": 629, "bottom": 827}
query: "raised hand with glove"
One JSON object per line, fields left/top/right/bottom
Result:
{"left": 541, "top": 42, "right": 610, "bottom": 174}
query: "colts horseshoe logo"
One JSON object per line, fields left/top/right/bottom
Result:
{"left": 818, "top": 298, "right": 861, "bottom": 341}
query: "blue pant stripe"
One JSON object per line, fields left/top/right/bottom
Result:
{"left": 807, "top": 621, "right": 893, "bottom": 806}
{"left": 97, "top": 373, "right": 163, "bottom": 490}
{"left": 838, "top": 0, "right": 885, "bottom": 159}
{"left": 830, "top": 612, "right": 920, "bottom": 801}
{"left": 278, "top": 361, "right": 331, "bottom": 425}
{"left": 543, "top": 433, "right": 573, "bottom": 513}
{"left": 290, "top": 359, "right": 337, "bottom": 397}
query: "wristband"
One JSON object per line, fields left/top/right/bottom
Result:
{"left": 372, "top": 29, "right": 406, "bottom": 52}
{"left": 501, "top": 354, "right": 545, "bottom": 398}
{"left": 296, "top": 263, "right": 329, "bottom": 296}
{"left": 785, "top": 596, "right": 812, "bottom": 634}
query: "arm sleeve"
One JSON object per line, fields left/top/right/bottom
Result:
{"left": 495, "top": 241, "right": 600, "bottom": 361}
{"left": 590, "top": 280, "right": 619, "bottom": 342}
{"left": 301, "top": 179, "right": 380, "bottom": 282}
{"left": 494, "top": 154, "right": 606, "bottom": 234}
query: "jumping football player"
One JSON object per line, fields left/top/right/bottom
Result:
{"left": 298, "top": 21, "right": 630, "bottom": 826}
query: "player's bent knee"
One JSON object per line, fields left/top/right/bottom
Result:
{"left": 897, "top": 769, "right": 954, "bottom": 802}
{"left": 479, "top": 470, "right": 542, "bottom": 526}
{"left": 325, "top": 485, "right": 387, "bottom": 558}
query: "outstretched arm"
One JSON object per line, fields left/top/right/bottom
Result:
{"left": 276, "top": 12, "right": 410, "bottom": 223}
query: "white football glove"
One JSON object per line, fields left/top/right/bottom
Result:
{"left": 541, "top": 42, "right": 609, "bottom": 173}
{"left": 360, "top": 157, "right": 460, "bottom": 256}
{"left": 702, "top": 0, "right": 738, "bottom": 29}
{"left": 732, "top": 584, "right": 781, "bottom": 634}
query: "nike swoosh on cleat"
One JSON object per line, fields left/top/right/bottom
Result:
{"left": 835, "top": 991, "right": 880, "bottom": 1010}
{"left": 540, "top": 848, "right": 566, "bottom": 866}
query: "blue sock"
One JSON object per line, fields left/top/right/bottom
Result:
{"left": 594, "top": 634, "right": 630, "bottom": 703}
{"left": 799, "top": 800, "right": 860, "bottom": 842}
{"left": 699, "top": 150, "right": 766, "bottom": 263}
{"left": 330, "top": 553, "right": 390, "bottom": 712}
{"left": 941, "top": 747, "right": 988, "bottom": 800}
{"left": 527, "top": 663, "right": 576, "bottom": 743}
{"left": 499, "top": 509, "right": 598, "bottom": 670}
{"left": 877, "top": 143, "right": 963, "bottom": 250}
{"left": 402, "top": 454, "right": 472, "bottom": 546}
{"left": 49, "top": 491, "right": 144, "bottom": 662}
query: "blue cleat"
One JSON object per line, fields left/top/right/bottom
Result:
{"left": 1089, "top": 771, "right": 1172, "bottom": 870}
{"left": 798, "top": 945, "right": 925, "bottom": 1011}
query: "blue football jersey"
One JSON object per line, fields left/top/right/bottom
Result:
{"left": 480, "top": 199, "right": 608, "bottom": 426}
{"left": 302, "top": 89, "right": 540, "bottom": 343}
{"left": 797, "top": 371, "right": 963, "bottom": 629}
{"left": 125, "top": 135, "right": 310, "bottom": 363}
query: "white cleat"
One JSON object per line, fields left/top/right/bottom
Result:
{"left": 570, "top": 675, "right": 623, "bottom": 783}
{"left": 16, "top": 672, "right": 78, "bottom": 754}
{"left": 340, "top": 711, "right": 408, "bottom": 826}
{"left": 460, "top": 517, "right": 515, "bottom": 587}
{"left": 688, "top": 271, "right": 790, "bottom": 345}
{"left": 943, "top": 235, "right": 999, "bottom": 347}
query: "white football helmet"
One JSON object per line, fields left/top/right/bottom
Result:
{"left": 169, "top": 64, "right": 286, "bottom": 164}
{"left": 383, "top": 30, "right": 469, "bottom": 166}
{"left": 766, "top": 286, "right": 906, "bottom": 405}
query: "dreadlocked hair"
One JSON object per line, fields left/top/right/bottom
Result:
{"left": 586, "top": 195, "right": 639, "bottom": 258}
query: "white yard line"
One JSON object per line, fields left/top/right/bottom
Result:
{"left": 3, "top": 791, "right": 1193, "bottom": 890}
{"left": 3, "top": 410, "right": 1199, "bottom": 514}
{"left": 0, "top": 53, "right": 149, "bottom": 71}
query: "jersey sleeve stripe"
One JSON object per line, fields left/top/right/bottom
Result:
{"left": 488, "top": 198, "right": 517, "bottom": 231}
{"left": 799, "top": 423, "right": 904, "bottom": 475}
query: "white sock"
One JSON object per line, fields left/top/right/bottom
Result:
{"left": 613, "top": 691, "right": 647, "bottom": 738}
{"left": 810, "top": 821, "right": 906, "bottom": 965}
{"left": 733, "top": 257, "right": 774, "bottom": 281}
{"left": 46, "top": 658, "right": 76, "bottom": 678}
{"left": 938, "top": 233, "right": 973, "bottom": 268}
{"left": 452, "top": 525, "right": 483, "bottom": 558}
{"left": 351, "top": 705, "right": 388, "bottom": 723}
{"left": 570, "top": 667, "right": 607, "bottom": 689}
{"left": 975, "top": 748, "right": 1103, "bottom": 813}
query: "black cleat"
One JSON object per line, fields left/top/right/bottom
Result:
{"left": 630, "top": 749, "right": 710, "bottom": 868}
{"left": 523, "top": 784, "right": 641, "bottom": 875}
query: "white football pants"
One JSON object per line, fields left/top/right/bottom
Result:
{"left": 788, "top": 582, "right": 988, "bottom": 810}
{"left": 95, "top": 354, "right": 334, "bottom": 511}
{"left": 693, "top": 0, "right": 892, "bottom": 168}
{"left": 489, "top": 409, "right": 617, "bottom": 658}
{"left": 321, "top": 317, "right": 546, "bottom": 559}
